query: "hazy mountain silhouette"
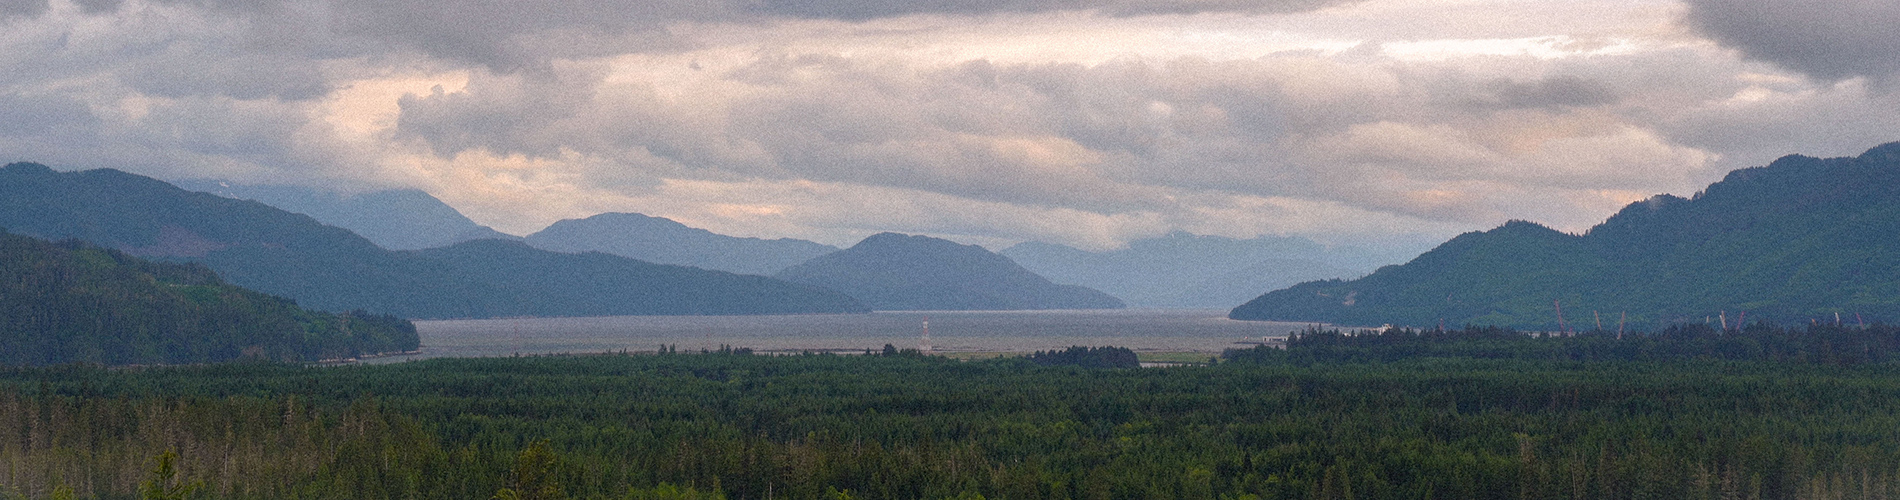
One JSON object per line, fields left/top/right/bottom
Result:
{"left": 776, "top": 232, "right": 1124, "bottom": 311}
{"left": 1001, "top": 232, "right": 1389, "bottom": 308}
{"left": 1232, "top": 143, "right": 1900, "bottom": 330}
{"left": 526, "top": 212, "right": 838, "bottom": 276}
{"left": 173, "top": 180, "right": 517, "bottom": 250}
{"left": 0, "top": 162, "right": 867, "bottom": 318}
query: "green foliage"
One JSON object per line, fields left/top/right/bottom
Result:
{"left": 140, "top": 451, "right": 204, "bottom": 500}
{"left": 619, "top": 483, "right": 723, "bottom": 500}
{"left": 1233, "top": 143, "right": 1900, "bottom": 329}
{"left": 1224, "top": 322, "right": 1900, "bottom": 365}
{"left": 4, "top": 351, "right": 1900, "bottom": 498}
{"left": 1025, "top": 346, "right": 1140, "bottom": 368}
{"left": 0, "top": 231, "right": 417, "bottom": 365}
{"left": 497, "top": 440, "right": 566, "bottom": 500}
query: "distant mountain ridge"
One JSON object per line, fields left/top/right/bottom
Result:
{"left": 777, "top": 232, "right": 1125, "bottom": 311}
{"left": 1002, "top": 232, "right": 1387, "bottom": 308}
{"left": 174, "top": 181, "right": 517, "bottom": 250}
{"left": 0, "top": 162, "right": 867, "bottom": 319}
{"left": 526, "top": 212, "right": 838, "bottom": 276}
{"left": 1231, "top": 143, "right": 1900, "bottom": 329}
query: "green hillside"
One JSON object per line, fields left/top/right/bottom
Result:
{"left": 0, "top": 230, "right": 416, "bottom": 365}
{"left": 1232, "top": 143, "right": 1900, "bottom": 329}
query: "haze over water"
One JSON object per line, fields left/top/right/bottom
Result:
{"left": 379, "top": 309, "right": 1317, "bottom": 362}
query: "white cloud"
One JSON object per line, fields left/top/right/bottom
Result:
{"left": 0, "top": 0, "right": 1894, "bottom": 253}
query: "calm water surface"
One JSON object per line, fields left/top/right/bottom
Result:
{"left": 374, "top": 309, "right": 1319, "bottom": 363}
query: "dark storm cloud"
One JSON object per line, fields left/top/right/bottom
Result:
{"left": 1682, "top": 0, "right": 1900, "bottom": 83}
{"left": 746, "top": 0, "right": 1356, "bottom": 20}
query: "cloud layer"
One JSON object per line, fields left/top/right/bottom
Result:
{"left": 2, "top": 0, "right": 1897, "bottom": 251}
{"left": 1683, "top": 0, "right": 1900, "bottom": 84}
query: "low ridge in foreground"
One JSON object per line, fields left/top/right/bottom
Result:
{"left": 0, "top": 229, "right": 416, "bottom": 365}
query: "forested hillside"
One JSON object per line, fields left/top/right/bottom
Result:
{"left": 0, "top": 162, "right": 866, "bottom": 318}
{"left": 0, "top": 230, "right": 415, "bottom": 365}
{"left": 1232, "top": 143, "right": 1900, "bottom": 329}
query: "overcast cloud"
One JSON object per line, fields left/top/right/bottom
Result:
{"left": 0, "top": 0, "right": 1895, "bottom": 251}
{"left": 1682, "top": 0, "right": 1900, "bottom": 84}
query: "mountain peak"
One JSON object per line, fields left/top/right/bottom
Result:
{"left": 526, "top": 212, "right": 837, "bottom": 276}
{"left": 777, "top": 232, "right": 1123, "bottom": 311}
{"left": 170, "top": 180, "right": 518, "bottom": 251}
{"left": 1858, "top": 142, "right": 1900, "bottom": 164}
{"left": 582, "top": 212, "right": 695, "bottom": 231}
{"left": 1489, "top": 219, "right": 1565, "bottom": 236}
{"left": 1, "top": 162, "right": 54, "bottom": 175}
{"left": 853, "top": 232, "right": 977, "bottom": 251}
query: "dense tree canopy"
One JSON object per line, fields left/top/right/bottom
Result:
{"left": 1233, "top": 143, "right": 1900, "bottom": 330}
{"left": 0, "top": 230, "right": 416, "bottom": 365}
{"left": 6, "top": 327, "right": 1900, "bottom": 498}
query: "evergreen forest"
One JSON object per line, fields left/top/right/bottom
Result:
{"left": 7, "top": 324, "right": 1900, "bottom": 499}
{"left": 0, "top": 230, "right": 416, "bottom": 365}
{"left": 1232, "top": 143, "right": 1900, "bottom": 330}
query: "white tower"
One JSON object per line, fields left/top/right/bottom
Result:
{"left": 920, "top": 316, "right": 933, "bottom": 353}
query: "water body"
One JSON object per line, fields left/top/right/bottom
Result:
{"left": 374, "top": 309, "right": 1319, "bottom": 363}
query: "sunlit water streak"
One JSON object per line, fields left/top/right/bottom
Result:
{"left": 369, "top": 309, "right": 1320, "bottom": 363}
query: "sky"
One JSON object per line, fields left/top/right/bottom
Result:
{"left": 0, "top": 0, "right": 1895, "bottom": 252}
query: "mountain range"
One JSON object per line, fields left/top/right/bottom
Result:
{"left": 525, "top": 212, "right": 838, "bottom": 276}
{"left": 1231, "top": 143, "right": 1900, "bottom": 330}
{"left": 169, "top": 180, "right": 1355, "bottom": 309}
{"left": 1001, "top": 232, "right": 1399, "bottom": 308}
{"left": 0, "top": 163, "right": 868, "bottom": 319}
{"left": 777, "top": 232, "right": 1125, "bottom": 311}
{"left": 173, "top": 180, "right": 517, "bottom": 251}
